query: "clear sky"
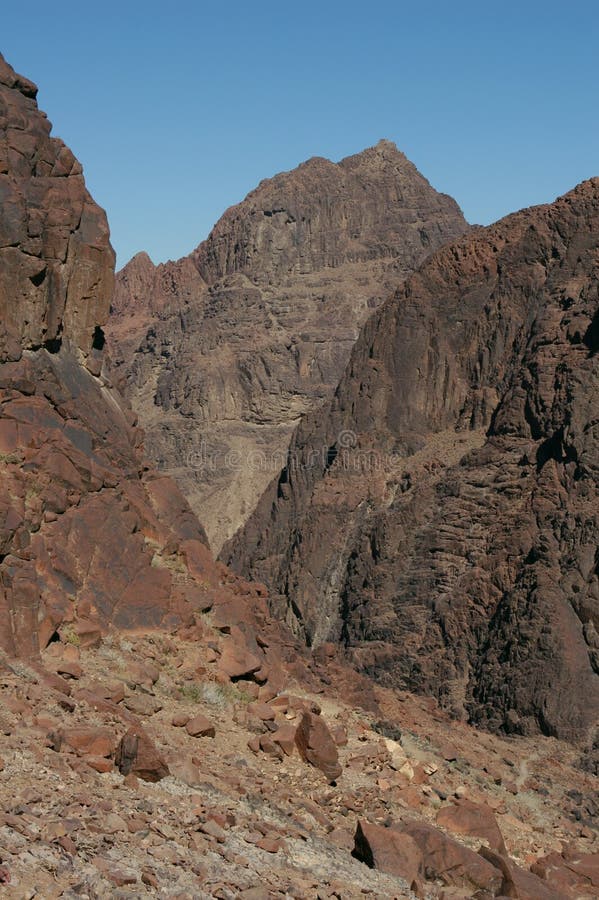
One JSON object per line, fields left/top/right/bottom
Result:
{"left": 2, "top": 1, "right": 598, "bottom": 268}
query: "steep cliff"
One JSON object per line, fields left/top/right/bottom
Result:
{"left": 0, "top": 54, "right": 271, "bottom": 669}
{"left": 225, "top": 180, "right": 599, "bottom": 747}
{"left": 108, "top": 141, "right": 467, "bottom": 550}
{"left": 0, "top": 55, "right": 113, "bottom": 362}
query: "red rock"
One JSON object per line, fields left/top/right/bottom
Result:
{"left": 353, "top": 820, "right": 422, "bottom": 883}
{"left": 396, "top": 820, "right": 503, "bottom": 893}
{"left": 60, "top": 727, "right": 115, "bottom": 758}
{"left": 436, "top": 798, "right": 508, "bottom": 855}
{"left": 295, "top": 711, "right": 342, "bottom": 782}
{"left": 115, "top": 727, "right": 169, "bottom": 782}
{"left": 331, "top": 724, "right": 348, "bottom": 746}
{"left": 218, "top": 636, "right": 261, "bottom": 680}
{"left": 247, "top": 736, "right": 261, "bottom": 754}
{"left": 185, "top": 714, "right": 215, "bottom": 738}
{"left": 479, "top": 846, "right": 566, "bottom": 899}
{"left": 247, "top": 701, "right": 275, "bottom": 722}
{"left": 172, "top": 712, "right": 190, "bottom": 727}
{"left": 256, "top": 835, "right": 284, "bottom": 853}
{"left": 258, "top": 735, "right": 284, "bottom": 761}
{"left": 271, "top": 723, "right": 297, "bottom": 756}
{"left": 54, "top": 660, "right": 83, "bottom": 679}
{"left": 85, "top": 756, "right": 114, "bottom": 774}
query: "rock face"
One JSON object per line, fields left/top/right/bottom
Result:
{"left": 225, "top": 180, "right": 599, "bottom": 747}
{"left": 108, "top": 141, "right": 467, "bottom": 550}
{"left": 0, "top": 54, "right": 114, "bottom": 361}
{"left": 0, "top": 54, "right": 274, "bottom": 666}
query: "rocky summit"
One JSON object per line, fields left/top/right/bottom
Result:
{"left": 225, "top": 179, "right": 599, "bottom": 754}
{"left": 0, "top": 51, "right": 598, "bottom": 900}
{"left": 108, "top": 141, "right": 467, "bottom": 552}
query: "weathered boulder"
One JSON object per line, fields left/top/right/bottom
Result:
{"left": 436, "top": 798, "right": 507, "bottom": 855}
{"left": 395, "top": 821, "right": 503, "bottom": 893}
{"left": 353, "top": 819, "right": 422, "bottom": 883}
{"left": 295, "top": 711, "right": 342, "bottom": 782}
{"left": 115, "top": 726, "right": 169, "bottom": 782}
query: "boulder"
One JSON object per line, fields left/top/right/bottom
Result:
{"left": 295, "top": 711, "right": 342, "bottom": 782}
{"left": 396, "top": 821, "right": 503, "bottom": 893}
{"left": 436, "top": 797, "right": 508, "bottom": 855}
{"left": 353, "top": 819, "right": 422, "bottom": 883}
{"left": 115, "top": 727, "right": 169, "bottom": 782}
{"left": 185, "top": 714, "right": 215, "bottom": 738}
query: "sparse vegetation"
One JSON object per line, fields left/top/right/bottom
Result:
{"left": 60, "top": 625, "right": 80, "bottom": 647}
{"left": 0, "top": 452, "right": 20, "bottom": 465}
{"left": 180, "top": 680, "right": 253, "bottom": 708}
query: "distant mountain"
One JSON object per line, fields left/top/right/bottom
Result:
{"left": 108, "top": 141, "right": 467, "bottom": 551}
{"left": 224, "top": 179, "right": 599, "bottom": 748}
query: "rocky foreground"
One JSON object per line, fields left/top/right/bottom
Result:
{"left": 0, "top": 614, "right": 597, "bottom": 898}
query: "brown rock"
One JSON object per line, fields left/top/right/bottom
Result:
{"left": 353, "top": 819, "right": 422, "bottom": 883}
{"left": 396, "top": 821, "right": 503, "bottom": 893}
{"left": 271, "top": 723, "right": 297, "bottom": 756}
{"left": 436, "top": 798, "right": 508, "bottom": 855}
{"left": 295, "top": 711, "right": 342, "bottom": 782}
{"left": 479, "top": 846, "right": 566, "bottom": 899}
{"left": 115, "top": 727, "right": 169, "bottom": 782}
{"left": 172, "top": 712, "right": 190, "bottom": 727}
{"left": 256, "top": 835, "right": 284, "bottom": 853}
{"left": 60, "top": 727, "right": 115, "bottom": 758}
{"left": 247, "top": 701, "right": 276, "bottom": 722}
{"left": 258, "top": 735, "right": 284, "bottom": 761}
{"left": 185, "top": 714, "right": 215, "bottom": 738}
{"left": 218, "top": 637, "right": 262, "bottom": 680}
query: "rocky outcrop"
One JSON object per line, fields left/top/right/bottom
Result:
{"left": 108, "top": 141, "right": 467, "bottom": 550}
{"left": 0, "top": 54, "right": 114, "bottom": 362}
{"left": 225, "top": 180, "right": 599, "bottom": 747}
{"left": 0, "top": 55, "right": 277, "bottom": 671}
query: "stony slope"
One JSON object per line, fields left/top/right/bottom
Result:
{"left": 224, "top": 180, "right": 599, "bottom": 751}
{"left": 1, "top": 615, "right": 597, "bottom": 898}
{"left": 108, "top": 142, "right": 468, "bottom": 551}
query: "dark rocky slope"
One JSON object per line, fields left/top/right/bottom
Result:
{"left": 108, "top": 142, "right": 467, "bottom": 551}
{"left": 224, "top": 180, "right": 599, "bottom": 748}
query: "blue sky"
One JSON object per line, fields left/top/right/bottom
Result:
{"left": 3, "top": 1, "right": 598, "bottom": 267}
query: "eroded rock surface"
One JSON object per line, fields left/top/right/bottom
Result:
{"left": 0, "top": 54, "right": 114, "bottom": 361}
{"left": 108, "top": 141, "right": 467, "bottom": 550}
{"left": 0, "top": 54, "right": 277, "bottom": 671}
{"left": 225, "top": 179, "right": 599, "bottom": 748}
